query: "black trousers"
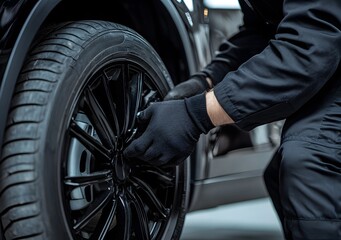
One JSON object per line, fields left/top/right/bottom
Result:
{"left": 263, "top": 74, "right": 341, "bottom": 240}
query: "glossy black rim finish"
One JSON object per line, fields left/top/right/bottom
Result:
{"left": 63, "top": 62, "right": 180, "bottom": 240}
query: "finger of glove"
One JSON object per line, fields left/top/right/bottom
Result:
{"left": 164, "top": 80, "right": 205, "bottom": 101}
{"left": 123, "top": 134, "right": 152, "bottom": 159}
{"left": 141, "top": 148, "right": 163, "bottom": 164}
{"left": 164, "top": 86, "right": 196, "bottom": 101}
{"left": 164, "top": 91, "right": 183, "bottom": 101}
{"left": 136, "top": 105, "right": 154, "bottom": 123}
{"left": 155, "top": 155, "right": 176, "bottom": 167}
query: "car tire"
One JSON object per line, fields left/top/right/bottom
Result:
{"left": 0, "top": 20, "right": 189, "bottom": 240}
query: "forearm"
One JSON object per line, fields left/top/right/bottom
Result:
{"left": 205, "top": 90, "right": 234, "bottom": 126}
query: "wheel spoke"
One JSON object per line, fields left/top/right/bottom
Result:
{"left": 138, "top": 168, "right": 175, "bottom": 187}
{"left": 64, "top": 170, "right": 112, "bottom": 187}
{"left": 73, "top": 190, "right": 113, "bottom": 231}
{"left": 101, "top": 70, "right": 120, "bottom": 136}
{"left": 127, "top": 190, "right": 151, "bottom": 240}
{"left": 121, "top": 64, "right": 131, "bottom": 136}
{"left": 130, "top": 177, "right": 169, "bottom": 219}
{"left": 84, "top": 88, "right": 116, "bottom": 149}
{"left": 69, "top": 119, "right": 111, "bottom": 162}
{"left": 128, "top": 73, "right": 143, "bottom": 131}
{"left": 116, "top": 194, "right": 132, "bottom": 240}
{"left": 90, "top": 199, "right": 117, "bottom": 240}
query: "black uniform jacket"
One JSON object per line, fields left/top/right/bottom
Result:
{"left": 206, "top": 0, "right": 341, "bottom": 131}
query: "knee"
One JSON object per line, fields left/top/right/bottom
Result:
{"left": 278, "top": 141, "right": 322, "bottom": 201}
{"left": 280, "top": 141, "right": 309, "bottom": 179}
{"left": 263, "top": 141, "right": 313, "bottom": 195}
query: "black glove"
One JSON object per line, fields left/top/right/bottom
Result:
{"left": 123, "top": 93, "right": 214, "bottom": 166}
{"left": 164, "top": 73, "right": 211, "bottom": 101}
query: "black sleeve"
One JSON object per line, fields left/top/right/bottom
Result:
{"left": 202, "top": 0, "right": 274, "bottom": 85}
{"left": 214, "top": 0, "right": 341, "bottom": 131}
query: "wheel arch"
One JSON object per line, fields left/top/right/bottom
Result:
{"left": 0, "top": 0, "right": 196, "bottom": 154}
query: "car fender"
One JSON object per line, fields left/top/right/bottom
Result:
{"left": 0, "top": 0, "right": 60, "bottom": 151}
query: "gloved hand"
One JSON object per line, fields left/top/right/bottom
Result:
{"left": 164, "top": 73, "right": 212, "bottom": 100}
{"left": 123, "top": 93, "right": 214, "bottom": 166}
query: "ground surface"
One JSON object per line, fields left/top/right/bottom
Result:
{"left": 180, "top": 198, "right": 285, "bottom": 240}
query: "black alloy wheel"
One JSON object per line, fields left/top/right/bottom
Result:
{"left": 64, "top": 62, "right": 184, "bottom": 239}
{"left": 0, "top": 21, "right": 189, "bottom": 240}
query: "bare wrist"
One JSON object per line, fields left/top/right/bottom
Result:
{"left": 205, "top": 90, "right": 234, "bottom": 126}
